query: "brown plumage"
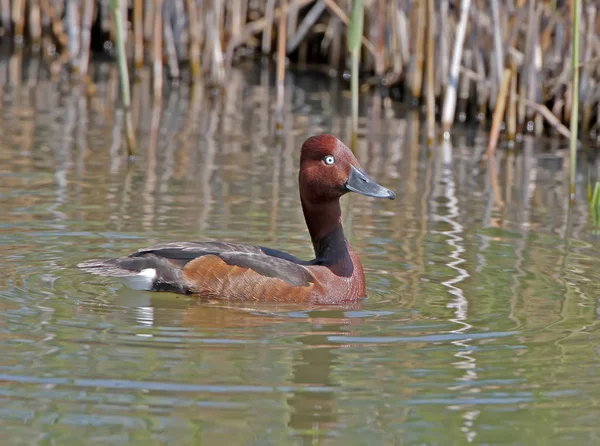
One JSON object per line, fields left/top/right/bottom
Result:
{"left": 78, "top": 134, "right": 395, "bottom": 304}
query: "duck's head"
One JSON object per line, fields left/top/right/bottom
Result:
{"left": 299, "top": 134, "right": 396, "bottom": 204}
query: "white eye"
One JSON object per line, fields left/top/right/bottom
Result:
{"left": 323, "top": 155, "right": 335, "bottom": 165}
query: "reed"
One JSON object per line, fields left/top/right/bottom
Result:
{"left": 441, "top": 0, "right": 471, "bottom": 133}
{"left": 0, "top": 0, "right": 598, "bottom": 150}
{"left": 110, "top": 0, "right": 136, "bottom": 156}
{"left": 348, "top": 0, "right": 363, "bottom": 147}
{"left": 487, "top": 68, "right": 511, "bottom": 159}
{"left": 569, "top": 0, "right": 581, "bottom": 200}
{"left": 506, "top": 59, "right": 517, "bottom": 145}
{"left": 592, "top": 181, "right": 600, "bottom": 229}
{"left": 275, "top": 0, "right": 288, "bottom": 129}
{"left": 425, "top": 0, "right": 435, "bottom": 144}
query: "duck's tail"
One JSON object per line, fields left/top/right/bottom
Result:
{"left": 77, "top": 257, "right": 148, "bottom": 277}
{"left": 77, "top": 256, "right": 186, "bottom": 292}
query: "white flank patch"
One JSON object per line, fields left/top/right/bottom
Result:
{"left": 120, "top": 268, "right": 157, "bottom": 291}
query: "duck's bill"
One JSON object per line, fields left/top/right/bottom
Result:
{"left": 345, "top": 165, "right": 396, "bottom": 200}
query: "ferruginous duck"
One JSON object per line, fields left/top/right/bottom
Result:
{"left": 78, "top": 134, "right": 395, "bottom": 304}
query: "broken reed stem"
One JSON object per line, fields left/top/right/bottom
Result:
{"left": 441, "top": 0, "right": 471, "bottom": 133}
{"left": 348, "top": 0, "right": 364, "bottom": 147}
{"left": 487, "top": 68, "right": 511, "bottom": 158}
{"left": 287, "top": 0, "right": 327, "bottom": 54}
{"left": 110, "top": 0, "right": 137, "bottom": 156}
{"left": 275, "top": 0, "right": 288, "bottom": 129}
{"left": 425, "top": 0, "right": 435, "bottom": 144}
{"left": 569, "top": 0, "right": 581, "bottom": 201}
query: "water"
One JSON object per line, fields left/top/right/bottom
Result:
{"left": 2, "top": 58, "right": 600, "bottom": 445}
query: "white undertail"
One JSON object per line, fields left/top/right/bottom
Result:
{"left": 120, "top": 268, "right": 157, "bottom": 291}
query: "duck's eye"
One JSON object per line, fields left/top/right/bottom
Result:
{"left": 323, "top": 155, "right": 335, "bottom": 165}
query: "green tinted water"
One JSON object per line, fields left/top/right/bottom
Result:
{"left": 1, "top": 60, "right": 600, "bottom": 445}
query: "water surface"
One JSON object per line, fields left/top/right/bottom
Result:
{"left": 1, "top": 59, "right": 600, "bottom": 445}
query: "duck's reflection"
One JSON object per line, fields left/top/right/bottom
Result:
{"left": 286, "top": 325, "right": 341, "bottom": 442}
{"left": 111, "top": 288, "right": 356, "bottom": 442}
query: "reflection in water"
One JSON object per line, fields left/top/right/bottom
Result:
{"left": 287, "top": 330, "right": 338, "bottom": 442}
{"left": 436, "top": 139, "right": 477, "bottom": 442}
{"left": 1, "top": 57, "right": 600, "bottom": 444}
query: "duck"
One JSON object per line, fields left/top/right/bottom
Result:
{"left": 78, "top": 134, "right": 395, "bottom": 305}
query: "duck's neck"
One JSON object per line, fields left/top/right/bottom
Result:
{"left": 301, "top": 198, "right": 353, "bottom": 270}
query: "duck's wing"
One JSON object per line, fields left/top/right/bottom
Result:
{"left": 182, "top": 250, "right": 317, "bottom": 301}
{"left": 78, "top": 241, "right": 317, "bottom": 299}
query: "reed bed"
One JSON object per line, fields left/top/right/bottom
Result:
{"left": 0, "top": 0, "right": 600, "bottom": 144}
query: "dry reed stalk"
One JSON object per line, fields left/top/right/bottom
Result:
{"left": 409, "top": 0, "right": 425, "bottom": 99}
{"left": 134, "top": 0, "right": 144, "bottom": 69}
{"left": 529, "top": 6, "right": 542, "bottom": 133}
{"left": 80, "top": 0, "right": 94, "bottom": 78}
{"left": 287, "top": 0, "right": 298, "bottom": 45}
{"left": 224, "top": 0, "right": 315, "bottom": 63}
{"left": 12, "top": 0, "right": 25, "bottom": 43}
{"left": 581, "top": 3, "right": 596, "bottom": 134}
{"left": 66, "top": 1, "right": 80, "bottom": 73}
{"left": 507, "top": 59, "right": 517, "bottom": 143}
{"left": 487, "top": 68, "right": 511, "bottom": 158}
{"left": 441, "top": 0, "right": 471, "bottom": 133}
{"left": 519, "top": 1, "right": 540, "bottom": 131}
{"left": 374, "top": 0, "right": 385, "bottom": 78}
{"left": 458, "top": 48, "right": 472, "bottom": 123}
{"left": 570, "top": 0, "right": 581, "bottom": 200}
{"left": 29, "top": 0, "right": 42, "bottom": 49}
{"left": 186, "top": 0, "right": 201, "bottom": 80}
{"left": 111, "top": 0, "right": 137, "bottom": 156}
{"left": 172, "top": 0, "right": 186, "bottom": 59}
{"left": 164, "top": 13, "right": 180, "bottom": 79}
{"left": 490, "top": 0, "right": 504, "bottom": 87}
{"left": 328, "top": 16, "right": 342, "bottom": 71}
{"left": 389, "top": 1, "right": 402, "bottom": 77}
{"left": 425, "top": 0, "right": 435, "bottom": 144}
{"left": 153, "top": 0, "right": 163, "bottom": 97}
{"left": 144, "top": 0, "right": 154, "bottom": 42}
{"left": 275, "top": 0, "right": 288, "bottom": 129}
{"left": 208, "top": 0, "right": 225, "bottom": 85}
{"left": 439, "top": 0, "right": 449, "bottom": 97}
{"left": 262, "top": 0, "right": 276, "bottom": 54}
{"left": 287, "top": 0, "right": 327, "bottom": 54}
{"left": 460, "top": 64, "right": 572, "bottom": 138}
